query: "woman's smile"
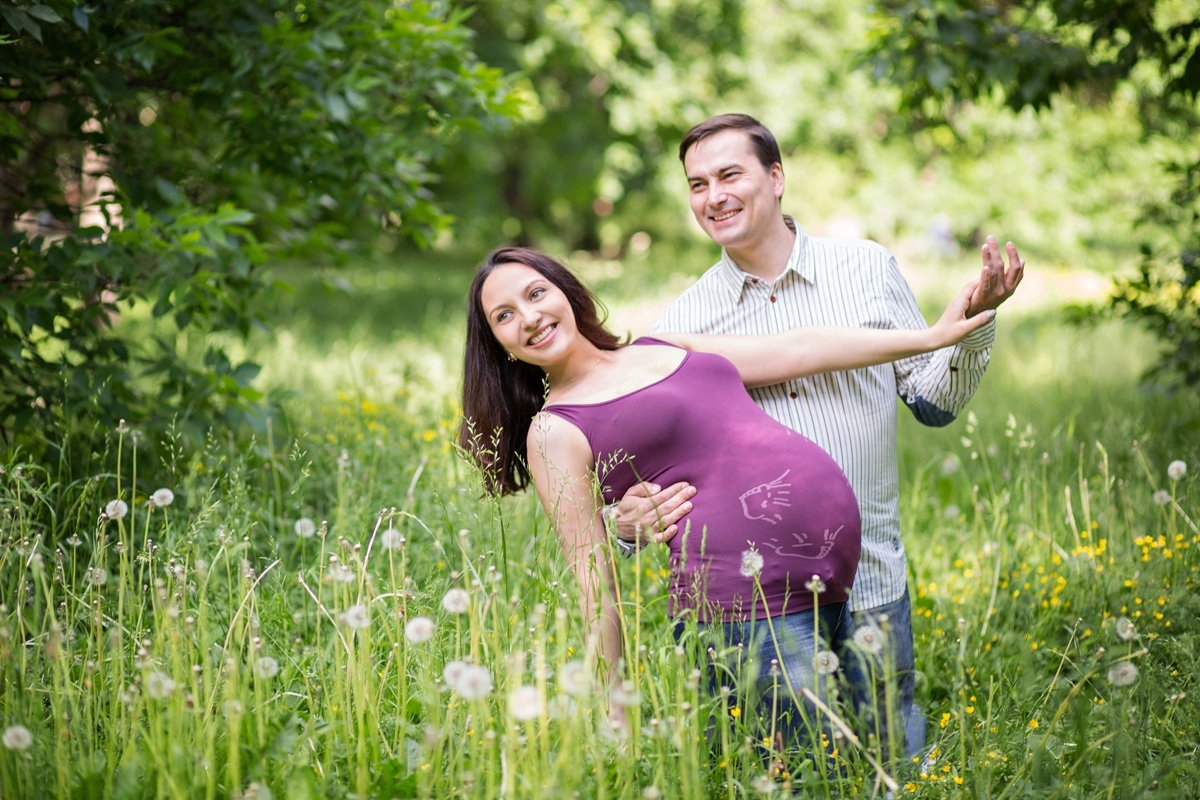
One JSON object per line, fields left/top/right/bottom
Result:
{"left": 528, "top": 323, "right": 558, "bottom": 347}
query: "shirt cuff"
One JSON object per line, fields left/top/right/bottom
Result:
{"left": 959, "top": 317, "right": 997, "bottom": 351}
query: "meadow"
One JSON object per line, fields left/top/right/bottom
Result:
{"left": 1, "top": 243, "right": 1197, "bottom": 799}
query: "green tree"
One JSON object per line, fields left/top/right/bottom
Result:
{"left": 440, "top": 0, "right": 748, "bottom": 252}
{"left": 1, "top": 0, "right": 519, "bottom": 468}
{"left": 863, "top": 0, "right": 1200, "bottom": 388}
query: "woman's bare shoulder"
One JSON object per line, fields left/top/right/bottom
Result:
{"left": 528, "top": 410, "right": 587, "bottom": 447}
{"left": 526, "top": 411, "right": 592, "bottom": 475}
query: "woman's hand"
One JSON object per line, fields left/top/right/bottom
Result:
{"left": 929, "top": 279, "right": 995, "bottom": 348}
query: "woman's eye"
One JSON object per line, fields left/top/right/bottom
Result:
{"left": 530, "top": 288, "right": 545, "bottom": 299}
{"left": 496, "top": 311, "right": 511, "bottom": 323}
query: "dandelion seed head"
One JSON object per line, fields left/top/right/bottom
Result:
{"left": 739, "top": 548, "right": 764, "bottom": 578}
{"left": 441, "top": 588, "right": 470, "bottom": 614}
{"left": 443, "top": 659, "right": 468, "bottom": 688}
{"left": 294, "top": 518, "right": 316, "bottom": 538}
{"left": 1167, "top": 460, "right": 1187, "bottom": 481}
{"left": 454, "top": 664, "right": 493, "bottom": 700}
{"left": 751, "top": 774, "right": 778, "bottom": 795}
{"left": 326, "top": 563, "right": 355, "bottom": 584}
{"left": 852, "top": 625, "right": 885, "bottom": 655}
{"left": 104, "top": 499, "right": 128, "bottom": 520}
{"left": 135, "top": 648, "right": 153, "bottom": 670}
{"left": 378, "top": 527, "right": 404, "bottom": 550}
{"left": 151, "top": 488, "right": 175, "bottom": 508}
{"left": 1153, "top": 490, "right": 1171, "bottom": 506}
{"left": 508, "top": 685, "right": 543, "bottom": 721}
{"left": 342, "top": 604, "right": 370, "bottom": 630}
{"left": 86, "top": 567, "right": 107, "bottom": 586}
{"left": 255, "top": 656, "right": 280, "bottom": 679}
{"left": 557, "top": 659, "right": 591, "bottom": 696}
{"left": 2, "top": 725, "right": 33, "bottom": 752}
{"left": 404, "top": 616, "right": 436, "bottom": 644}
{"left": 943, "top": 504, "right": 961, "bottom": 520}
{"left": 1114, "top": 617, "right": 1137, "bottom": 642}
{"left": 144, "top": 670, "right": 176, "bottom": 700}
{"left": 610, "top": 680, "right": 641, "bottom": 708}
{"left": 547, "top": 694, "right": 577, "bottom": 719}
{"left": 814, "top": 650, "right": 840, "bottom": 675}
{"left": 805, "top": 574, "right": 827, "bottom": 594}
{"left": 1107, "top": 661, "right": 1138, "bottom": 687}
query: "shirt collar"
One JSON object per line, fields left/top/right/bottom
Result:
{"left": 714, "top": 216, "right": 814, "bottom": 303}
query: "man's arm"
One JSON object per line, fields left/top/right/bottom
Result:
{"left": 893, "top": 237, "right": 1024, "bottom": 426}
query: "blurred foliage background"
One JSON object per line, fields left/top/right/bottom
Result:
{"left": 2, "top": 0, "right": 1198, "bottom": 480}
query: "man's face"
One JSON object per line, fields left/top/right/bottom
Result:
{"left": 683, "top": 129, "right": 783, "bottom": 251}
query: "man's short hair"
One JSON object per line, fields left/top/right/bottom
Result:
{"left": 678, "top": 113, "right": 783, "bottom": 170}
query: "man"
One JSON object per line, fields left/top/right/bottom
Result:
{"left": 614, "top": 113, "right": 1024, "bottom": 760}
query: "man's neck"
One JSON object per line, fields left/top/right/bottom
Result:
{"left": 724, "top": 216, "right": 796, "bottom": 283}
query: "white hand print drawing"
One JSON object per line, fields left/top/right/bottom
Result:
{"left": 738, "top": 470, "right": 792, "bottom": 524}
{"left": 762, "top": 526, "right": 845, "bottom": 560}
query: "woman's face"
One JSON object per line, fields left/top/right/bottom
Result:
{"left": 479, "top": 261, "right": 577, "bottom": 367}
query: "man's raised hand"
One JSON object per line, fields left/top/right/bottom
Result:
{"left": 612, "top": 481, "right": 696, "bottom": 545}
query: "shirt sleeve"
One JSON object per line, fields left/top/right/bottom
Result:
{"left": 886, "top": 257, "right": 996, "bottom": 428}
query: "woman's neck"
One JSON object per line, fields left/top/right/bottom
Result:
{"left": 545, "top": 347, "right": 609, "bottom": 399}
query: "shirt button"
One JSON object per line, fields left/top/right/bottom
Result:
{"left": 769, "top": 295, "right": 777, "bottom": 303}
{"left": 789, "top": 391, "right": 797, "bottom": 399}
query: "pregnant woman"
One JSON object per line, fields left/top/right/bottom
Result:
{"left": 457, "top": 246, "right": 993, "bottom": 765}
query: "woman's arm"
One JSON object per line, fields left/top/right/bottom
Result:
{"left": 660, "top": 279, "right": 995, "bottom": 388}
{"left": 526, "top": 413, "right": 626, "bottom": 723}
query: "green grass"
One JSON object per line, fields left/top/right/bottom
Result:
{"left": 1, "top": 245, "right": 1197, "bottom": 798}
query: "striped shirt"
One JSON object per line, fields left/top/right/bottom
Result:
{"left": 651, "top": 218, "right": 995, "bottom": 612}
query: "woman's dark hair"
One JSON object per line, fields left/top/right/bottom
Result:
{"left": 458, "top": 247, "right": 623, "bottom": 496}
{"left": 678, "top": 113, "right": 782, "bottom": 171}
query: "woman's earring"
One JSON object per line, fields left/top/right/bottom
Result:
{"left": 507, "top": 352, "right": 516, "bottom": 362}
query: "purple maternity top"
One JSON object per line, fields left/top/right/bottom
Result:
{"left": 541, "top": 338, "right": 861, "bottom": 622}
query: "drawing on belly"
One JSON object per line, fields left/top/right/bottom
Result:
{"left": 763, "top": 526, "right": 845, "bottom": 560}
{"left": 738, "top": 469, "right": 792, "bottom": 524}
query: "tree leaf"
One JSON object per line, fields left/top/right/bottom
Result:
{"left": 26, "top": 5, "right": 63, "bottom": 24}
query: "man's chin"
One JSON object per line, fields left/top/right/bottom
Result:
{"left": 707, "top": 227, "right": 740, "bottom": 248}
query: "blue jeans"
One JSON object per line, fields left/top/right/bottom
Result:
{"left": 852, "top": 588, "right": 926, "bottom": 760}
{"left": 674, "top": 602, "right": 870, "bottom": 765}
